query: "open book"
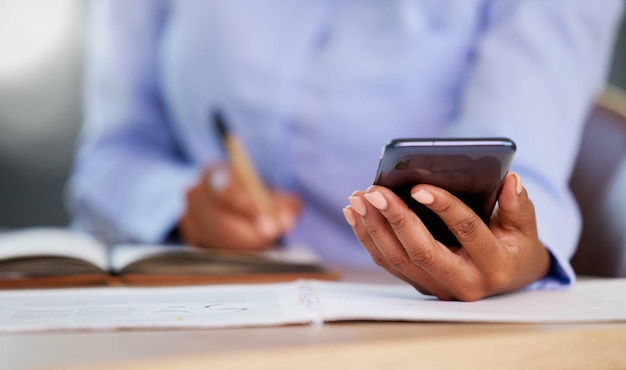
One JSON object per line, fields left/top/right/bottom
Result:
{"left": 0, "top": 228, "right": 337, "bottom": 288}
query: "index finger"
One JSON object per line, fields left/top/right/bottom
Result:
{"left": 363, "top": 185, "right": 478, "bottom": 286}
{"left": 410, "top": 184, "right": 503, "bottom": 268}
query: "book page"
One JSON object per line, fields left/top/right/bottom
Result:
{"left": 108, "top": 243, "right": 325, "bottom": 274}
{"left": 0, "top": 228, "right": 109, "bottom": 274}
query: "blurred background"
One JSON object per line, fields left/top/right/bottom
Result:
{"left": 0, "top": 0, "right": 85, "bottom": 228}
{"left": 0, "top": 1, "right": 625, "bottom": 229}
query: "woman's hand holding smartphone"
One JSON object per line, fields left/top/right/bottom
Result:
{"left": 373, "top": 138, "right": 516, "bottom": 247}
{"left": 343, "top": 138, "right": 552, "bottom": 301}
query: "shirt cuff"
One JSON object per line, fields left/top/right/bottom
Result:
{"left": 525, "top": 248, "right": 576, "bottom": 291}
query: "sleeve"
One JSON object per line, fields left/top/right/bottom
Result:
{"left": 65, "top": 0, "right": 199, "bottom": 244}
{"left": 446, "top": 0, "right": 625, "bottom": 288}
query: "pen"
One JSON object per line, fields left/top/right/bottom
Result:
{"left": 212, "top": 109, "right": 276, "bottom": 218}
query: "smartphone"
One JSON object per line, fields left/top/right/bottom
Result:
{"left": 373, "top": 138, "right": 516, "bottom": 247}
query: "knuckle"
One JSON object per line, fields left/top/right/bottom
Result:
{"left": 487, "top": 269, "right": 512, "bottom": 290}
{"left": 449, "top": 218, "right": 481, "bottom": 240}
{"left": 366, "top": 225, "right": 385, "bottom": 240}
{"left": 407, "top": 247, "right": 436, "bottom": 269}
{"left": 387, "top": 256, "right": 409, "bottom": 271}
{"left": 433, "top": 197, "right": 455, "bottom": 215}
{"left": 386, "top": 212, "right": 422, "bottom": 243}
{"left": 386, "top": 212, "right": 409, "bottom": 231}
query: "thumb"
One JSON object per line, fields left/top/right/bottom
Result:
{"left": 492, "top": 172, "right": 538, "bottom": 234}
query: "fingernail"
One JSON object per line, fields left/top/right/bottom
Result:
{"left": 278, "top": 209, "right": 295, "bottom": 231}
{"left": 411, "top": 189, "right": 434, "bottom": 204}
{"left": 364, "top": 191, "right": 387, "bottom": 210}
{"left": 342, "top": 207, "right": 356, "bottom": 226}
{"left": 208, "top": 168, "right": 230, "bottom": 192}
{"left": 256, "top": 214, "right": 278, "bottom": 238}
{"left": 348, "top": 195, "right": 367, "bottom": 216}
{"left": 511, "top": 172, "right": 523, "bottom": 195}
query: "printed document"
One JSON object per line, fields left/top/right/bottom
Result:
{"left": 1, "top": 279, "right": 625, "bottom": 333}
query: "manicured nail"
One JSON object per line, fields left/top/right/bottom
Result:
{"left": 208, "top": 168, "right": 229, "bottom": 192}
{"left": 342, "top": 207, "right": 356, "bottom": 226}
{"left": 411, "top": 189, "right": 434, "bottom": 204}
{"left": 278, "top": 209, "right": 295, "bottom": 231}
{"left": 348, "top": 195, "right": 367, "bottom": 216}
{"left": 364, "top": 191, "right": 387, "bottom": 210}
{"left": 511, "top": 172, "right": 523, "bottom": 195}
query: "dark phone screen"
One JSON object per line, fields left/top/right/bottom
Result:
{"left": 373, "top": 138, "right": 516, "bottom": 247}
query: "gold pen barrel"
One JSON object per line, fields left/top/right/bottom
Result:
{"left": 223, "top": 135, "right": 276, "bottom": 216}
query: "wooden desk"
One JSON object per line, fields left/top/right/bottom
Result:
{"left": 2, "top": 269, "right": 625, "bottom": 370}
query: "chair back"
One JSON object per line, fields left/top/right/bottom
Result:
{"left": 570, "top": 86, "right": 626, "bottom": 277}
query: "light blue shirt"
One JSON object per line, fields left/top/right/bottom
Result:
{"left": 67, "top": 0, "right": 624, "bottom": 288}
